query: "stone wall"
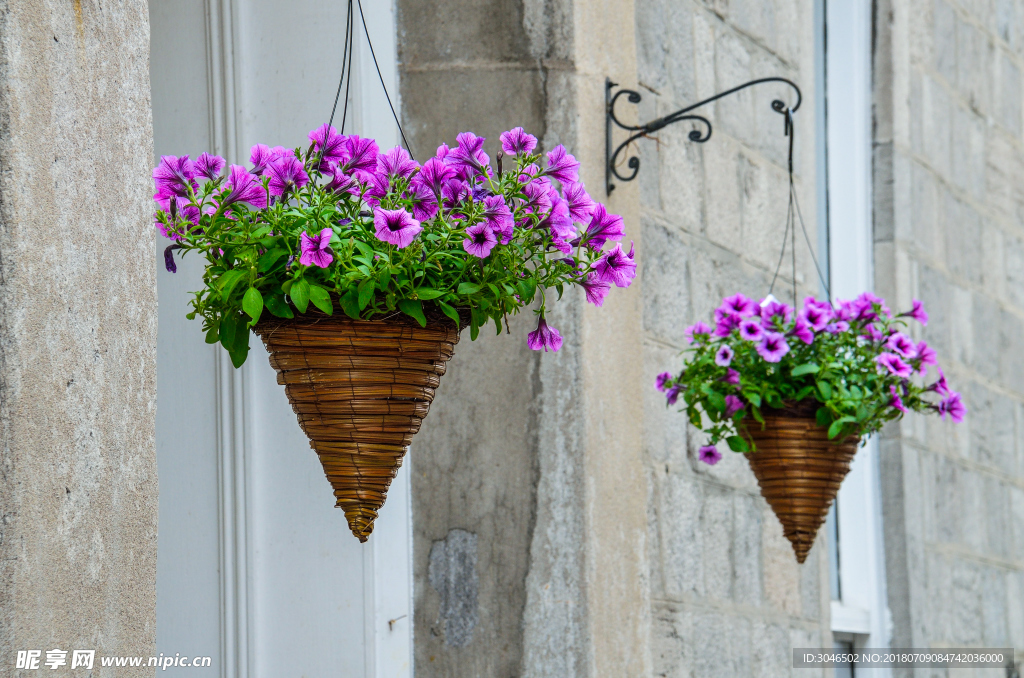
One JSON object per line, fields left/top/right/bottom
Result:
{"left": 0, "top": 0, "right": 158, "bottom": 674}
{"left": 874, "top": 0, "right": 1024, "bottom": 669}
{"left": 633, "top": 1, "right": 833, "bottom": 675}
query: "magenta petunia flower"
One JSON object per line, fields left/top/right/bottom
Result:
{"left": 916, "top": 341, "right": 937, "bottom": 371}
{"left": 905, "top": 299, "right": 928, "bottom": 326}
{"left": 373, "top": 207, "right": 422, "bottom": 248}
{"left": 800, "top": 304, "right": 831, "bottom": 332}
{"left": 446, "top": 131, "right": 490, "bottom": 178}
{"left": 562, "top": 183, "right": 596, "bottom": 223}
{"left": 825, "top": 320, "right": 850, "bottom": 335}
{"left": 527, "top": 316, "right": 563, "bottom": 352}
{"left": 267, "top": 156, "right": 310, "bottom": 197}
{"left": 789, "top": 318, "right": 815, "bottom": 345}
{"left": 739, "top": 318, "right": 764, "bottom": 342}
{"left": 760, "top": 300, "right": 794, "bottom": 329}
{"left": 889, "top": 384, "right": 908, "bottom": 414}
{"left": 938, "top": 392, "right": 966, "bottom": 422}
{"left": 715, "top": 344, "right": 735, "bottom": 367}
{"left": 582, "top": 204, "right": 625, "bottom": 250}
{"left": 721, "top": 294, "right": 757, "bottom": 317}
{"left": 249, "top": 144, "right": 292, "bottom": 176}
{"left": 217, "top": 165, "right": 268, "bottom": 209}
{"left": 544, "top": 145, "right": 580, "bottom": 184}
{"left": 698, "top": 445, "right": 722, "bottom": 465}
{"left": 853, "top": 292, "right": 890, "bottom": 321}
{"left": 462, "top": 222, "right": 497, "bottom": 258}
{"left": 499, "top": 127, "right": 538, "bottom": 156}
{"left": 757, "top": 332, "right": 790, "bottom": 363}
{"left": 684, "top": 321, "right": 714, "bottom": 344}
{"left": 377, "top": 146, "right": 419, "bottom": 180}
{"left": 414, "top": 157, "right": 456, "bottom": 195}
{"left": 655, "top": 372, "right": 673, "bottom": 392}
{"left": 864, "top": 323, "right": 884, "bottom": 342}
{"left": 713, "top": 309, "right": 742, "bottom": 337}
{"left": 408, "top": 182, "right": 439, "bottom": 222}
{"left": 309, "top": 123, "right": 346, "bottom": 167}
{"left": 885, "top": 332, "right": 918, "bottom": 358}
{"left": 194, "top": 152, "right": 226, "bottom": 180}
{"left": 153, "top": 155, "right": 196, "bottom": 198}
{"left": 523, "top": 180, "right": 553, "bottom": 216}
{"left": 665, "top": 385, "right": 683, "bottom": 405}
{"left": 482, "top": 195, "right": 514, "bottom": 243}
{"left": 441, "top": 178, "right": 471, "bottom": 209}
{"left": 594, "top": 242, "right": 636, "bottom": 288}
{"left": 875, "top": 352, "right": 913, "bottom": 378}
{"left": 931, "top": 367, "right": 951, "bottom": 396}
{"left": 324, "top": 165, "right": 357, "bottom": 194}
{"left": 543, "top": 192, "right": 577, "bottom": 242}
{"left": 580, "top": 273, "right": 611, "bottom": 307}
{"left": 723, "top": 368, "right": 741, "bottom": 386}
{"left": 299, "top": 227, "right": 334, "bottom": 268}
{"left": 724, "top": 394, "right": 745, "bottom": 417}
{"left": 341, "top": 135, "right": 380, "bottom": 173}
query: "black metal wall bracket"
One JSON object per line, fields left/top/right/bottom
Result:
{"left": 605, "top": 77, "right": 802, "bottom": 195}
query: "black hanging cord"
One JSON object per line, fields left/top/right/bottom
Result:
{"left": 355, "top": 0, "right": 415, "bottom": 159}
{"left": 768, "top": 109, "right": 832, "bottom": 303}
{"left": 328, "top": 0, "right": 355, "bottom": 130}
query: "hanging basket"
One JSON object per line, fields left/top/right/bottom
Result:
{"left": 742, "top": 400, "right": 859, "bottom": 563}
{"left": 254, "top": 306, "right": 467, "bottom": 542}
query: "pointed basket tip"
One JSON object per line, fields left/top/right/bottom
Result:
{"left": 254, "top": 311, "right": 464, "bottom": 541}
{"left": 743, "top": 406, "right": 859, "bottom": 565}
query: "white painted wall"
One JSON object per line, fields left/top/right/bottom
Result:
{"left": 824, "top": 0, "right": 893, "bottom": 658}
{"left": 152, "top": 1, "right": 411, "bottom": 676}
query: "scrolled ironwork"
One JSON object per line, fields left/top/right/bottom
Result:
{"left": 605, "top": 76, "right": 802, "bottom": 195}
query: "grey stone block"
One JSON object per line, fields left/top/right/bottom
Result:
{"left": 428, "top": 529, "right": 480, "bottom": 648}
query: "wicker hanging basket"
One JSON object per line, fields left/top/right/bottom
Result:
{"left": 254, "top": 306, "right": 466, "bottom": 542}
{"left": 742, "top": 401, "right": 860, "bottom": 563}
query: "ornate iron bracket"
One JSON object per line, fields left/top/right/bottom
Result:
{"left": 605, "top": 77, "right": 802, "bottom": 195}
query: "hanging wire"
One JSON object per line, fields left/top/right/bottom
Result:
{"left": 355, "top": 0, "right": 415, "bottom": 159}
{"left": 767, "top": 109, "right": 832, "bottom": 303}
{"left": 328, "top": 0, "right": 355, "bottom": 130}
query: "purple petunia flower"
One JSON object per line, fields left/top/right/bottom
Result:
{"left": 904, "top": 299, "right": 929, "bottom": 326}
{"left": 916, "top": 341, "right": 938, "bottom": 371}
{"left": 665, "top": 385, "right": 683, "bottom": 405}
{"left": 931, "top": 368, "right": 951, "bottom": 396}
{"left": 309, "top": 123, "right": 346, "bottom": 168}
{"left": 153, "top": 155, "right": 196, "bottom": 198}
{"left": 724, "top": 394, "right": 745, "bottom": 418}
{"left": 267, "top": 155, "right": 310, "bottom": 197}
{"left": 721, "top": 294, "right": 757, "bottom": 317}
{"left": 853, "top": 291, "right": 890, "bottom": 321}
{"left": 446, "top": 131, "right": 490, "bottom": 178}
{"left": 713, "top": 309, "right": 742, "bottom": 337}
{"left": 373, "top": 207, "right": 422, "bottom": 248}
{"left": 889, "top": 384, "right": 908, "bottom": 414}
{"left": 408, "top": 182, "right": 439, "bottom": 222}
{"left": 655, "top": 372, "right": 673, "bottom": 392}
{"left": 789, "top": 318, "right": 815, "bottom": 345}
{"left": 543, "top": 191, "right": 577, "bottom": 242}
{"left": 739, "top": 318, "right": 764, "bottom": 342}
{"left": 885, "top": 332, "right": 918, "bottom": 359}
{"left": 341, "top": 135, "right": 380, "bottom": 173}
{"left": 584, "top": 204, "right": 626, "bottom": 249}
{"left": 194, "top": 152, "right": 226, "bottom": 181}
{"left": 463, "top": 222, "right": 497, "bottom": 258}
{"left": 580, "top": 273, "right": 611, "bottom": 307}
{"left": 562, "top": 182, "right": 596, "bottom": 223}
{"left": 715, "top": 344, "right": 735, "bottom": 366}
{"left": 760, "top": 299, "right": 794, "bottom": 329}
{"left": 544, "top": 145, "right": 580, "bottom": 184}
{"left": 757, "top": 332, "right": 790, "bottom": 363}
{"left": 414, "top": 157, "right": 456, "bottom": 195}
{"left": 324, "top": 165, "right": 357, "bottom": 194}
{"left": 217, "top": 165, "right": 268, "bottom": 209}
{"left": 377, "top": 146, "right": 419, "bottom": 180}
{"left": 723, "top": 368, "right": 741, "bottom": 386}
{"left": 299, "top": 227, "right": 334, "bottom": 268}
{"left": 527, "top": 316, "right": 563, "bottom": 352}
{"left": 825, "top": 320, "right": 850, "bottom": 335}
{"left": 441, "top": 178, "right": 472, "bottom": 210}
{"left": 938, "top": 392, "right": 966, "bottom": 422}
{"left": 800, "top": 303, "right": 831, "bottom": 332}
{"left": 684, "top": 321, "right": 714, "bottom": 344}
{"left": 482, "top": 195, "right": 514, "bottom": 244}
{"left": 499, "top": 127, "right": 538, "bottom": 156}
{"left": 594, "top": 242, "right": 636, "bottom": 288}
{"left": 875, "top": 352, "right": 913, "bottom": 378}
{"left": 698, "top": 445, "right": 722, "bottom": 465}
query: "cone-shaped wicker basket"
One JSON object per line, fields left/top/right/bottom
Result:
{"left": 743, "top": 400, "right": 860, "bottom": 563}
{"left": 254, "top": 306, "right": 467, "bottom": 542}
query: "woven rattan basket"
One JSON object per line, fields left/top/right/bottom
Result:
{"left": 254, "top": 306, "right": 467, "bottom": 542}
{"left": 743, "top": 401, "right": 859, "bottom": 563}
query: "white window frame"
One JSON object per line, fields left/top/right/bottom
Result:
{"left": 822, "top": 0, "right": 893, "bottom": 657}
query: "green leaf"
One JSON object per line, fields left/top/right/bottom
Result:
{"left": 290, "top": 278, "right": 310, "bottom": 313}
{"left": 726, "top": 435, "right": 750, "bottom": 453}
{"left": 688, "top": 408, "right": 702, "bottom": 427}
{"left": 707, "top": 390, "right": 726, "bottom": 412}
{"left": 308, "top": 285, "right": 333, "bottom": 315}
{"left": 817, "top": 381, "right": 833, "bottom": 400}
{"left": 257, "top": 248, "right": 287, "bottom": 273}
{"left": 357, "top": 279, "right": 376, "bottom": 310}
{"left": 377, "top": 268, "right": 392, "bottom": 291}
{"left": 264, "top": 292, "right": 294, "bottom": 319}
{"left": 205, "top": 324, "right": 220, "bottom": 344}
{"left": 398, "top": 299, "right": 426, "bottom": 327}
{"left": 791, "top": 363, "right": 820, "bottom": 377}
{"left": 458, "top": 282, "right": 482, "bottom": 295}
{"left": 742, "top": 391, "right": 762, "bottom": 408}
{"left": 794, "top": 384, "right": 816, "bottom": 402}
{"left": 470, "top": 320, "right": 480, "bottom": 341}
{"left": 415, "top": 288, "right": 445, "bottom": 300}
{"left": 816, "top": 406, "right": 831, "bottom": 427}
{"left": 752, "top": 406, "right": 765, "bottom": 424}
{"left": 242, "top": 287, "right": 264, "bottom": 323}
{"left": 228, "top": 342, "right": 249, "bottom": 368}
{"left": 827, "top": 416, "right": 856, "bottom": 439}
{"left": 340, "top": 289, "right": 360, "bottom": 319}
{"left": 437, "top": 300, "right": 462, "bottom": 326}
{"left": 217, "top": 269, "right": 247, "bottom": 301}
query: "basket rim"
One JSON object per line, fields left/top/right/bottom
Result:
{"left": 254, "top": 301, "right": 472, "bottom": 335}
